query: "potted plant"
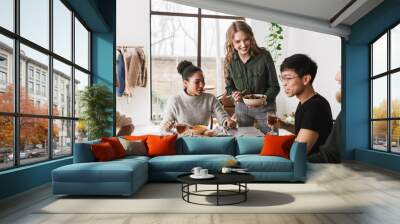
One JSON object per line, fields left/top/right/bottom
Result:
{"left": 79, "top": 84, "right": 114, "bottom": 140}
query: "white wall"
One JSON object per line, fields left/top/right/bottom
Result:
{"left": 250, "top": 19, "right": 342, "bottom": 118}
{"left": 116, "top": 0, "right": 151, "bottom": 126}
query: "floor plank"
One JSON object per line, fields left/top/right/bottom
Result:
{"left": 1, "top": 161, "right": 400, "bottom": 224}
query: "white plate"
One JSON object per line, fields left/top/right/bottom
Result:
{"left": 190, "top": 174, "right": 215, "bottom": 179}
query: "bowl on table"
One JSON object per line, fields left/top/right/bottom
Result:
{"left": 243, "top": 94, "right": 267, "bottom": 107}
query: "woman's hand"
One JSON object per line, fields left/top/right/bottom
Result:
{"left": 162, "top": 120, "right": 174, "bottom": 131}
{"left": 226, "top": 118, "right": 237, "bottom": 129}
{"left": 232, "top": 90, "right": 242, "bottom": 102}
{"left": 267, "top": 117, "right": 284, "bottom": 129}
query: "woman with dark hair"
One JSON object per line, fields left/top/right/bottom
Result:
{"left": 224, "top": 21, "right": 280, "bottom": 133}
{"left": 161, "top": 60, "right": 236, "bottom": 132}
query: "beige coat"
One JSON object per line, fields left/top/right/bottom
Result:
{"left": 122, "top": 47, "right": 147, "bottom": 96}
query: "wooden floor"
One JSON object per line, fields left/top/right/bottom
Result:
{"left": 1, "top": 162, "right": 400, "bottom": 224}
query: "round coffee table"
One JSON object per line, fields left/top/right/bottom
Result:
{"left": 177, "top": 173, "right": 255, "bottom": 206}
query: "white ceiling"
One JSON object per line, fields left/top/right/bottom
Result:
{"left": 168, "top": 0, "right": 384, "bottom": 38}
{"left": 224, "top": 0, "right": 352, "bottom": 23}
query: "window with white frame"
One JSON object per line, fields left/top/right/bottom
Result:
{"left": 28, "top": 66, "right": 34, "bottom": 80}
{"left": 0, "top": 54, "right": 7, "bottom": 87}
{"left": 0, "top": 54, "right": 7, "bottom": 67}
{"left": 28, "top": 81, "right": 34, "bottom": 94}
{"left": 0, "top": 71, "right": 7, "bottom": 86}
{"left": 35, "top": 83, "right": 40, "bottom": 95}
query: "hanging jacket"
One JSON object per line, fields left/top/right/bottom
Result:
{"left": 135, "top": 47, "right": 147, "bottom": 88}
{"left": 116, "top": 49, "right": 125, "bottom": 97}
{"left": 122, "top": 47, "right": 147, "bottom": 96}
{"left": 123, "top": 48, "right": 137, "bottom": 96}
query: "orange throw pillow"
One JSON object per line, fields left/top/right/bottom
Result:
{"left": 260, "top": 135, "right": 296, "bottom": 159}
{"left": 91, "top": 142, "right": 117, "bottom": 161}
{"left": 123, "top": 135, "right": 149, "bottom": 141}
{"left": 101, "top": 137, "right": 126, "bottom": 158}
{"left": 146, "top": 134, "right": 177, "bottom": 157}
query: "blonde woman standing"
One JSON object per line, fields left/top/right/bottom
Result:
{"left": 224, "top": 21, "right": 280, "bottom": 133}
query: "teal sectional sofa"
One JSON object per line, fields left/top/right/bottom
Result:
{"left": 52, "top": 136, "right": 306, "bottom": 196}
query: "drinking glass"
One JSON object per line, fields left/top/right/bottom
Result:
{"left": 169, "top": 121, "right": 177, "bottom": 133}
{"left": 176, "top": 123, "right": 188, "bottom": 134}
{"left": 267, "top": 112, "right": 279, "bottom": 135}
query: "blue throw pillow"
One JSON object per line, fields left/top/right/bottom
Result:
{"left": 236, "top": 137, "right": 264, "bottom": 155}
{"left": 176, "top": 137, "right": 235, "bottom": 155}
{"left": 73, "top": 139, "right": 100, "bottom": 163}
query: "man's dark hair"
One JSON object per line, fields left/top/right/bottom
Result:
{"left": 280, "top": 54, "right": 318, "bottom": 84}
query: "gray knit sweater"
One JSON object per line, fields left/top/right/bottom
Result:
{"left": 160, "top": 91, "right": 229, "bottom": 130}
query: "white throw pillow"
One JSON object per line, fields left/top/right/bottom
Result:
{"left": 118, "top": 137, "right": 147, "bottom": 156}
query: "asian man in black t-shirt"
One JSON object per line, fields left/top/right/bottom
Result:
{"left": 271, "top": 54, "right": 333, "bottom": 159}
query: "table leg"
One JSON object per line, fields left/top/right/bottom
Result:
{"left": 187, "top": 184, "right": 190, "bottom": 202}
{"left": 217, "top": 184, "right": 219, "bottom": 206}
{"left": 245, "top": 183, "right": 247, "bottom": 201}
{"left": 181, "top": 184, "right": 183, "bottom": 199}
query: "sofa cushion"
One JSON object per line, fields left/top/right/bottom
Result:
{"left": 118, "top": 137, "right": 147, "bottom": 156}
{"left": 236, "top": 137, "right": 264, "bottom": 155}
{"left": 148, "top": 154, "right": 235, "bottom": 172}
{"left": 101, "top": 137, "right": 127, "bottom": 158}
{"left": 52, "top": 159, "right": 147, "bottom": 183}
{"left": 236, "top": 155, "right": 293, "bottom": 172}
{"left": 260, "top": 134, "right": 296, "bottom": 159}
{"left": 53, "top": 163, "right": 133, "bottom": 183}
{"left": 74, "top": 140, "right": 100, "bottom": 163}
{"left": 123, "top": 135, "right": 149, "bottom": 141}
{"left": 176, "top": 137, "right": 236, "bottom": 155}
{"left": 147, "top": 134, "right": 178, "bottom": 157}
{"left": 91, "top": 142, "right": 118, "bottom": 161}
{"left": 115, "top": 155, "right": 150, "bottom": 163}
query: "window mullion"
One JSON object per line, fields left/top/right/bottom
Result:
{"left": 86, "top": 17, "right": 91, "bottom": 83}
{"left": 149, "top": 0, "right": 153, "bottom": 122}
{"left": 14, "top": 0, "right": 21, "bottom": 166}
{"left": 370, "top": 45, "right": 373, "bottom": 149}
{"left": 388, "top": 30, "right": 391, "bottom": 152}
{"left": 197, "top": 8, "right": 201, "bottom": 67}
{"left": 71, "top": 10, "right": 76, "bottom": 153}
{"left": 49, "top": 0, "right": 54, "bottom": 159}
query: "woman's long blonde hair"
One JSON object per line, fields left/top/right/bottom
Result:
{"left": 224, "top": 21, "right": 262, "bottom": 78}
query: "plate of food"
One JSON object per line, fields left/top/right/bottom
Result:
{"left": 243, "top": 94, "right": 267, "bottom": 107}
{"left": 191, "top": 125, "right": 208, "bottom": 135}
{"left": 178, "top": 125, "right": 218, "bottom": 137}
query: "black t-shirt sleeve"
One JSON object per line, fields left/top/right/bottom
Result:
{"left": 299, "top": 103, "right": 323, "bottom": 132}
